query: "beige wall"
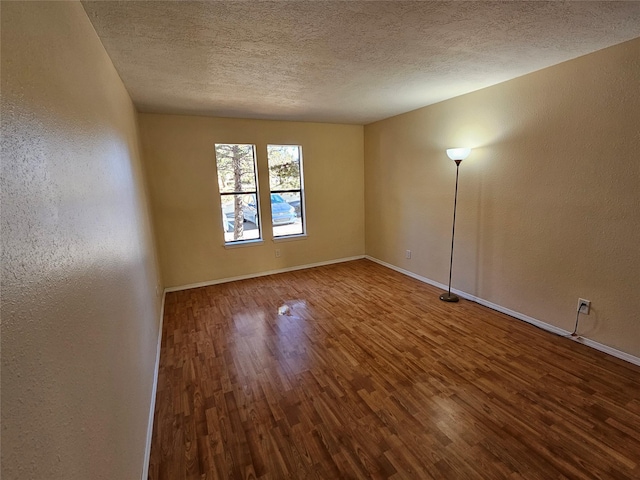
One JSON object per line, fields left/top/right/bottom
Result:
{"left": 1, "top": 3, "right": 162, "bottom": 479}
{"left": 139, "top": 114, "right": 364, "bottom": 287}
{"left": 365, "top": 38, "right": 640, "bottom": 357}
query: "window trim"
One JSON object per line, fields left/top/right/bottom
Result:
{"left": 214, "top": 143, "right": 263, "bottom": 245}
{"left": 223, "top": 239, "right": 264, "bottom": 249}
{"left": 267, "top": 144, "right": 306, "bottom": 239}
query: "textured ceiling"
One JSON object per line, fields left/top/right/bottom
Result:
{"left": 81, "top": 1, "right": 640, "bottom": 124}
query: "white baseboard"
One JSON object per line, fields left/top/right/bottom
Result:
{"left": 570, "top": 336, "right": 640, "bottom": 366}
{"left": 140, "top": 255, "right": 638, "bottom": 478}
{"left": 141, "top": 290, "right": 166, "bottom": 480}
{"left": 144, "top": 255, "right": 363, "bottom": 476}
{"left": 165, "top": 255, "right": 366, "bottom": 293}
{"left": 365, "top": 256, "right": 640, "bottom": 367}
{"left": 365, "top": 255, "right": 468, "bottom": 298}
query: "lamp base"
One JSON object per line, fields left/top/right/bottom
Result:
{"left": 439, "top": 293, "right": 459, "bottom": 302}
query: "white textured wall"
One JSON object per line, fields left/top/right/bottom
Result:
{"left": 365, "top": 38, "right": 640, "bottom": 357}
{"left": 1, "top": 2, "right": 162, "bottom": 479}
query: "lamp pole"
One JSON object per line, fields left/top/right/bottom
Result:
{"left": 440, "top": 148, "right": 470, "bottom": 303}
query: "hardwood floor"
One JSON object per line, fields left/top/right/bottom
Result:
{"left": 148, "top": 259, "right": 640, "bottom": 479}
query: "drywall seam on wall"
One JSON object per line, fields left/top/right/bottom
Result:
{"left": 164, "top": 255, "right": 365, "bottom": 293}
{"left": 365, "top": 256, "right": 640, "bottom": 367}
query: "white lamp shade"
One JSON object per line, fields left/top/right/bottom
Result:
{"left": 446, "top": 148, "right": 471, "bottom": 161}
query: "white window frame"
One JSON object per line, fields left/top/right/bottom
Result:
{"left": 214, "top": 143, "right": 263, "bottom": 245}
{"left": 267, "top": 144, "right": 306, "bottom": 239}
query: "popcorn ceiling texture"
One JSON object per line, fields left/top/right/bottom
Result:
{"left": 1, "top": 2, "right": 162, "bottom": 479}
{"left": 81, "top": 1, "right": 640, "bottom": 124}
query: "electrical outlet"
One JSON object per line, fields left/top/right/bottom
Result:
{"left": 275, "top": 249, "right": 281, "bottom": 258}
{"left": 405, "top": 250, "right": 411, "bottom": 259}
{"left": 577, "top": 298, "right": 591, "bottom": 314}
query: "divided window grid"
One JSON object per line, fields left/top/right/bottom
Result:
{"left": 267, "top": 145, "right": 305, "bottom": 238}
{"left": 214, "top": 143, "right": 305, "bottom": 244}
{"left": 214, "top": 144, "right": 261, "bottom": 243}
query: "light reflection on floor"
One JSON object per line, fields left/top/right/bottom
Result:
{"left": 228, "top": 299, "right": 311, "bottom": 386}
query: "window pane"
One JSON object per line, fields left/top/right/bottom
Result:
{"left": 215, "top": 144, "right": 258, "bottom": 193}
{"left": 267, "top": 144, "right": 304, "bottom": 238}
{"left": 215, "top": 143, "right": 261, "bottom": 244}
{"left": 277, "top": 192, "right": 302, "bottom": 217}
{"left": 267, "top": 145, "right": 301, "bottom": 190}
{"left": 220, "top": 194, "right": 260, "bottom": 243}
{"left": 272, "top": 191, "right": 303, "bottom": 237}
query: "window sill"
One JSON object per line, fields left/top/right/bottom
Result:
{"left": 273, "top": 234, "right": 308, "bottom": 243}
{"left": 224, "top": 239, "right": 264, "bottom": 249}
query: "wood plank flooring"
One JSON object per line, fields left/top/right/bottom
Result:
{"left": 148, "top": 259, "right": 640, "bottom": 479}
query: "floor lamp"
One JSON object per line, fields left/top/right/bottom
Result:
{"left": 440, "top": 147, "right": 471, "bottom": 302}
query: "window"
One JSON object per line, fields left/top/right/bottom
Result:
{"left": 267, "top": 145, "right": 305, "bottom": 237}
{"left": 214, "top": 144, "right": 261, "bottom": 244}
